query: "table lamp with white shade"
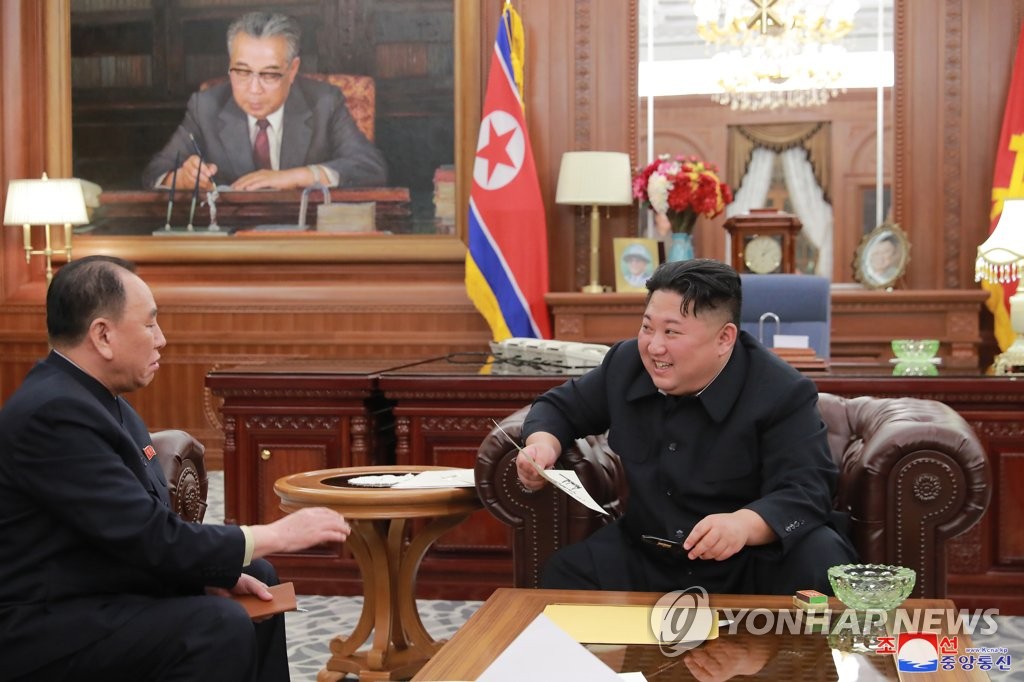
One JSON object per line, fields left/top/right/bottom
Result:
{"left": 3, "top": 174, "right": 89, "bottom": 283}
{"left": 556, "top": 151, "right": 633, "bottom": 293}
{"left": 977, "top": 198, "right": 1024, "bottom": 374}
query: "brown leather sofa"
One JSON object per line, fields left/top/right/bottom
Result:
{"left": 152, "top": 429, "right": 208, "bottom": 523}
{"left": 475, "top": 393, "right": 991, "bottom": 599}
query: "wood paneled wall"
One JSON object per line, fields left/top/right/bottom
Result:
{"left": 1, "top": 0, "right": 1023, "bottom": 466}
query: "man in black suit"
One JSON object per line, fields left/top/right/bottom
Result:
{"left": 142, "top": 11, "right": 386, "bottom": 191}
{"left": 517, "top": 259, "right": 856, "bottom": 595}
{"left": 0, "top": 255, "right": 351, "bottom": 681}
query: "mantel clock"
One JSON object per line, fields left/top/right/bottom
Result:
{"left": 724, "top": 210, "right": 802, "bottom": 274}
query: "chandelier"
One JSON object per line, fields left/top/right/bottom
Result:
{"left": 691, "top": 0, "right": 860, "bottom": 111}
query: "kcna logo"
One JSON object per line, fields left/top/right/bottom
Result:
{"left": 896, "top": 632, "right": 940, "bottom": 673}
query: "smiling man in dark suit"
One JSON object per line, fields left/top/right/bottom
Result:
{"left": 516, "top": 259, "right": 857, "bottom": 596}
{"left": 0, "top": 255, "right": 351, "bottom": 681}
{"left": 142, "top": 11, "right": 386, "bottom": 192}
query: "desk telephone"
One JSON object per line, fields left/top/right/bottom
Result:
{"left": 488, "top": 338, "right": 609, "bottom": 375}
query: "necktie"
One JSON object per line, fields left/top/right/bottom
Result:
{"left": 253, "top": 118, "right": 271, "bottom": 170}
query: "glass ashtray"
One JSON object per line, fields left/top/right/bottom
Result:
{"left": 891, "top": 339, "right": 940, "bottom": 362}
{"left": 827, "top": 563, "right": 916, "bottom": 612}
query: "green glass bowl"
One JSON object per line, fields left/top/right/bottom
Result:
{"left": 891, "top": 339, "right": 939, "bottom": 361}
{"left": 827, "top": 564, "right": 916, "bottom": 611}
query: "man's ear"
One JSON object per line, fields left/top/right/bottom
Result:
{"left": 718, "top": 321, "right": 738, "bottom": 353}
{"left": 88, "top": 318, "right": 115, "bottom": 360}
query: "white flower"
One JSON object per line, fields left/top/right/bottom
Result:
{"left": 647, "top": 173, "right": 672, "bottom": 215}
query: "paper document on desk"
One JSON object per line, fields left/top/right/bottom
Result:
{"left": 477, "top": 613, "right": 624, "bottom": 682}
{"left": 390, "top": 469, "right": 475, "bottom": 488}
{"left": 543, "top": 603, "right": 718, "bottom": 645}
{"left": 527, "top": 458, "right": 608, "bottom": 516}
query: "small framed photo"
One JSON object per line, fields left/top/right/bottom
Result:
{"left": 854, "top": 223, "right": 910, "bottom": 290}
{"left": 613, "top": 238, "right": 660, "bottom": 292}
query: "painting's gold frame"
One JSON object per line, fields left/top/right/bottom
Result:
{"left": 44, "top": 0, "right": 478, "bottom": 264}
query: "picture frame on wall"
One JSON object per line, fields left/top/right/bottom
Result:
{"left": 614, "top": 237, "right": 660, "bottom": 292}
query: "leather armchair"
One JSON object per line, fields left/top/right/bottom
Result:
{"left": 152, "top": 429, "right": 208, "bottom": 523}
{"left": 475, "top": 393, "right": 991, "bottom": 598}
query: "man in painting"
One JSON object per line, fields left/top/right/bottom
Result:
{"left": 142, "top": 11, "right": 386, "bottom": 192}
{"left": 866, "top": 233, "right": 902, "bottom": 284}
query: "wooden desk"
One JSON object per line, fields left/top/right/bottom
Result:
{"left": 275, "top": 465, "right": 482, "bottom": 682}
{"left": 84, "top": 187, "right": 411, "bottom": 235}
{"left": 413, "top": 588, "right": 990, "bottom": 681}
{"left": 546, "top": 288, "right": 989, "bottom": 369}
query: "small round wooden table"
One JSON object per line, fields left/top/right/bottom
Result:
{"left": 274, "top": 465, "right": 482, "bottom": 682}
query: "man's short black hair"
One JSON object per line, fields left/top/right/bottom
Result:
{"left": 47, "top": 255, "right": 137, "bottom": 347}
{"left": 644, "top": 258, "right": 742, "bottom": 325}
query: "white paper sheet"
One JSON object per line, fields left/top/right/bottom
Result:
{"left": 477, "top": 613, "right": 624, "bottom": 682}
{"left": 526, "top": 457, "right": 609, "bottom": 516}
{"left": 390, "top": 468, "right": 475, "bottom": 488}
{"left": 773, "top": 334, "right": 810, "bottom": 349}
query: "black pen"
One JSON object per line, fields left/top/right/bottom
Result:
{"left": 164, "top": 150, "right": 180, "bottom": 230}
{"left": 186, "top": 151, "right": 202, "bottom": 231}
{"left": 188, "top": 133, "right": 216, "bottom": 186}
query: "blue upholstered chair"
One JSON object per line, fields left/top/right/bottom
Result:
{"left": 739, "top": 274, "right": 831, "bottom": 359}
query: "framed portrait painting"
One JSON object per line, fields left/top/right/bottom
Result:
{"left": 614, "top": 237, "right": 660, "bottom": 292}
{"left": 854, "top": 223, "right": 910, "bottom": 290}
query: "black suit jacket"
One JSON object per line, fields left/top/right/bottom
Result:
{"left": 523, "top": 332, "right": 839, "bottom": 582}
{"left": 0, "top": 353, "right": 245, "bottom": 679}
{"left": 142, "top": 76, "right": 387, "bottom": 188}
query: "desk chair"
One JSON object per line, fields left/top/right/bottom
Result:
{"left": 740, "top": 274, "right": 831, "bottom": 359}
{"left": 199, "top": 73, "right": 376, "bottom": 142}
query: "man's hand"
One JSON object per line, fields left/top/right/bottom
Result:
{"left": 683, "top": 635, "right": 773, "bottom": 682}
{"left": 171, "top": 154, "right": 218, "bottom": 191}
{"left": 515, "top": 432, "right": 561, "bottom": 491}
{"left": 250, "top": 507, "right": 351, "bottom": 559}
{"left": 683, "top": 509, "right": 774, "bottom": 561}
{"left": 205, "top": 573, "right": 276, "bottom": 622}
{"left": 231, "top": 166, "right": 315, "bottom": 190}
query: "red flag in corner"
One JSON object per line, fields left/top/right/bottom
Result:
{"left": 464, "top": 2, "right": 550, "bottom": 340}
{"left": 986, "top": 22, "right": 1024, "bottom": 351}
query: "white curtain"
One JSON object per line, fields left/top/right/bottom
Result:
{"left": 724, "top": 147, "right": 774, "bottom": 261}
{"left": 781, "top": 146, "right": 834, "bottom": 278}
{"left": 727, "top": 146, "right": 774, "bottom": 217}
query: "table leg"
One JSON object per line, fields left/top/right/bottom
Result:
{"left": 319, "top": 512, "right": 472, "bottom": 681}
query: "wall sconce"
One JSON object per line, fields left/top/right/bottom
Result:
{"left": 556, "top": 151, "right": 633, "bottom": 293}
{"left": 976, "top": 198, "right": 1024, "bottom": 374}
{"left": 3, "top": 174, "right": 89, "bottom": 283}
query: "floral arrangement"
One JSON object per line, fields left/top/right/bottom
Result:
{"left": 632, "top": 154, "right": 734, "bottom": 233}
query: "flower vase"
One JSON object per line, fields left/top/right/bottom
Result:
{"left": 667, "top": 232, "right": 695, "bottom": 262}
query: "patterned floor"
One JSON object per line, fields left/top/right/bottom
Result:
{"left": 205, "top": 473, "right": 1024, "bottom": 681}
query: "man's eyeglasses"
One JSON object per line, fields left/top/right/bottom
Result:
{"left": 229, "top": 68, "right": 285, "bottom": 87}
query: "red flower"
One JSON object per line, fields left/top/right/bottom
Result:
{"left": 633, "top": 154, "right": 733, "bottom": 231}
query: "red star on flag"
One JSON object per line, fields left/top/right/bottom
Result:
{"left": 476, "top": 120, "right": 516, "bottom": 182}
